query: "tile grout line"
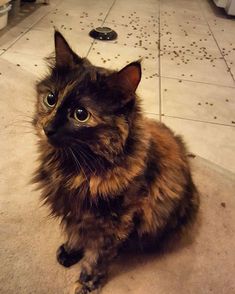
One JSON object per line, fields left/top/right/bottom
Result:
{"left": 196, "top": 0, "right": 235, "bottom": 83}
{"left": 85, "top": 40, "right": 95, "bottom": 58}
{"left": 0, "top": 6, "right": 59, "bottom": 56}
{"left": 163, "top": 114, "right": 235, "bottom": 128}
{"left": 145, "top": 112, "right": 235, "bottom": 128}
{"left": 158, "top": 0, "right": 162, "bottom": 121}
{"left": 86, "top": 0, "right": 117, "bottom": 58}
{"left": 161, "top": 75, "right": 235, "bottom": 89}
{"left": 101, "top": 0, "right": 117, "bottom": 26}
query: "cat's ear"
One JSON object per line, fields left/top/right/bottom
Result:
{"left": 54, "top": 30, "right": 81, "bottom": 68}
{"left": 117, "top": 61, "right": 141, "bottom": 93}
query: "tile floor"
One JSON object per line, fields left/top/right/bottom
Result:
{"left": 1, "top": 1, "right": 235, "bottom": 294}
{"left": 1, "top": 0, "right": 234, "bottom": 173}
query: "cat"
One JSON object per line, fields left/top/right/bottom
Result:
{"left": 32, "top": 31, "right": 199, "bottom": 294}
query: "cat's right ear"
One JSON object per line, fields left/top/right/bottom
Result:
{"left": 54, "top": 30, "right": 82, "bottom": 68}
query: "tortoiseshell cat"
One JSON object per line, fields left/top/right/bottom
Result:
{"left": 33, "top": 31, "right": 199, "bottom": 294}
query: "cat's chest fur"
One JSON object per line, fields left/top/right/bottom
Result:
{"left": 36, "top": 155, "right": 127, "bottom": 220}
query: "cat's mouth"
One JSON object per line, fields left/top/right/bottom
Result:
{"left": 43, "top": 130, "right": 66, "bottom": 148}
{"left": 43, "top": 125, "right": 67, "bottom": 148}
{"left": 46, "top": 136, "right": 63, "bottom": 148}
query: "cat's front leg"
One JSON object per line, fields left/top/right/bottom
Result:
{"left": 57, "top": 222, "right": 85, "bottom": 268}
{"left": 57, "top": 243, "right": 84, "bottom": 268}
{"left": 73, "top": 241, "right": 119, "bottom": 294}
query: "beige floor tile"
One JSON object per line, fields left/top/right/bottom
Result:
{"left": 208, "top": 23, "right": 235, "bottom": 68}
{"left": 207, "top": 15, "right": 235, "bottom": 31}
{"left": 160, "top": 5, "right": 205, "bottom": 25}
{"left": 198, "top": 0, "right": 223, "bottom": 20}
{"left": 104, "top": 22, "right": 159, "bottom": 50}
{"left": 89, "top": 41, "right": 158, "bottom": 73}
{"left": 160, "top": 2, "right": 222, "bottom": 59}
{"left": 0, "top": 58, "right": 36, "bottom": 129}
{"left": 210, "top": 29, "right": 235, "bottom": 79}
{"left": 56, "top": 0, "right": 113, "bottom": 20}
{"left": 162, "top": 116, "right": 235, "bottom": 174}
{"left": 161, "top": 78, "right": 235, "bottom": 126}
{"left": 144, "top": 113, "right": 160, "bottom": 120}
{"left": 227, "top": 61, "right": 235, "bottom": 81}
{"left": 106, "top": 6, "right": 159, "bottom": 27}
{"left": 12, "top": 4, "right": 54, "bottom": 29}
{"left": 104, "top": 3, "right": 159, "bottom": 51}
{"left": 1, "top": 51, "right": 47, "bottom": 77}
{"left": 0, "top": 26, "right": 26, "bottom": 50}
{"left": 114, "top": 0, "right": 159, "bottom": 6}
{"left": 160, "top": 30, "right": 221, "bottom": 58}
{"left": 38, "top": 0, "right": 63, "bottom": 7}
{"left": 3, "top": 29, "right": 54, "bottom": 57}
{"left": 138, "top": 76, "right": 159, "bottom": 114}
{"left": 33, "top": 9, "right": 102, "bottom": 33}
{"left": 107, "top": 0, "right": 159, "bottom": 21}
{"left": 88, "top": 42, "right": 159, "bottom": 113}
{"left": 161, "top": 16, "right": 210, "bottom": 36}
{"left": 0, "top": 2, "right": 59, "bottom": 50}
{"left": 211, "top": 30, "right": 235, "bottom": 59}
{"left": 161, "top": 0, "right": 200, "bottom": 12}
{"left": 4, "top": 28, "right": 92, "bottom": 58}
{"left": 160, "top": 51, "right": 235, "bottom": 87}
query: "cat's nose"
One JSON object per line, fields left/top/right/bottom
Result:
{"left": 43, "top": 124, "right": 56, "bottom": 137}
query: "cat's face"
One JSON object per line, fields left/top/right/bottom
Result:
{"left": 34, "top": 31, "right": 141, "bottom": 163}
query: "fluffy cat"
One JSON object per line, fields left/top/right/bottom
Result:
{"left": 32, "top": 31, "right": 199, "bottom": 294}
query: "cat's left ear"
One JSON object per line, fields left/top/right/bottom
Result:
{"left": 117, "top": 61, "right": 142, "bottom": 93}
{"left": 54, "top": 30, "right": 82, "bottom": 68}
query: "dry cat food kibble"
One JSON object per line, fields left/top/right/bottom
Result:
{"left": 221, "top": 202, "right": 226, "bottom": 208}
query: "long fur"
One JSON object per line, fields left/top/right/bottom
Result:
{"left": 32, "top": 31, "right": 199, "bottom": 294}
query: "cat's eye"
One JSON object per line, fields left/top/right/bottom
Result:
{"left": 44, "top": 93, "right": 57, "bottom": 108}
{"left": 74, "top": 107, "right": 90, "bottom": 123}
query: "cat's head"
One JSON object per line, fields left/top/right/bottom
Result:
{"left": 34, "top": 31, "right": 142, "bottom": 163}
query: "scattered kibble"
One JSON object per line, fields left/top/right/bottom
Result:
{"left": 187, "top": 153, "right": 196, "bottom": 158}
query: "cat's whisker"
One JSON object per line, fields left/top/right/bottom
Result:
{"left": 8, "top": 119, "right": 33, "bottom": 128}
{"left": 63, "top": 148, "right": 70, "bottom": 162}
{"left": 14, "top": 110, "right": 34, "bottom": 119}
{"left": 70, "top": 147, "right": 96, "bottom": 179}
{"left": 82, "top": 151, "right": 106, "bottom": 176}
{"left": 68, "top": 147, "right": 89, "bottom": 185}
{"left": 10, "top": 123, "right": 33, "bottom": 128}
{"left": 76, "top": 148, "right": 97, "bottom": 176}
{"left": 15, "top": 112, "right": 34, "bottom": 117}
{"left": 74, "top": 145, "right": 101, "bottom": 178}
{"left": 7, "top": 123, "right": 34, "bottom": 130}
{"left": 15, "top": 117, "right": 34, "bottom": 123}
{"left": 73, "top": 140, "right": 106, "bottom": 174}
{"left": 17, "top": 131, "right": 36, "bottom": 135}
{"left": 0, "top": 129, "right": 36, "bottom": 136}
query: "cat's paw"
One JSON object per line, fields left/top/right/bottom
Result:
{"left": 56, "top": 244, "right": 83, "bottom": 268}
{"left": 72, "top": 282, "right": 101, "bottom": 294}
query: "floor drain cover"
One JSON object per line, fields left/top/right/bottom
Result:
{"left": 89, "top": 27, "right": 118, "bottom": 41}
